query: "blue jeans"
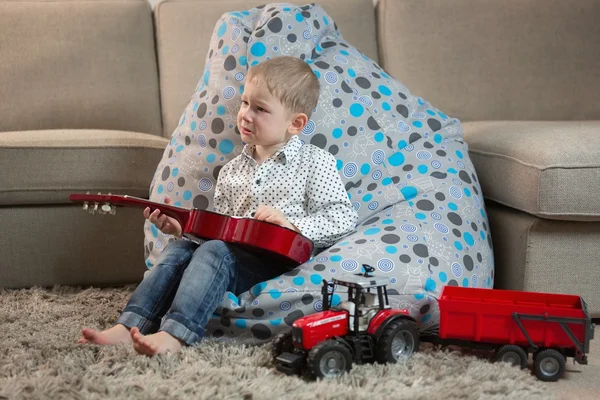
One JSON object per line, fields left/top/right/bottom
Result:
{"left": 116, "top": 239, "right": 288, "bottom": 345}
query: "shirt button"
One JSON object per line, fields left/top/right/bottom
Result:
{"left": 256, "top": 179, "right": 261, "bottom": 185}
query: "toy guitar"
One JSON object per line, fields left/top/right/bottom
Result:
{"left": 69, "top": 193, "right": 314, "bottom": 265}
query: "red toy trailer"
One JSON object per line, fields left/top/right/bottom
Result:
{"left": 422, "top": 286, "right": 595, "bottom": 381}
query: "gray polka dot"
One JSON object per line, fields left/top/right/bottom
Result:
{"left": 310, "top": 133, "right": 327, "bottom": 149}
{"left": 416, "top": 199, "right": 434, "bottom": 211}
{"left": 224, "top": 55, "right": 237, "bottom": 71}
{"left": 464, "top": 255, "right": 474, "bottom": 271}
{"left": 413, "top": 244, "right": 429, "bottom": 257}
{"left": 284, "top": 310, "right": 304, "bottom": 326}
{"left": 447, "top": 212, "right": 463, "bottom": 226}
{"left": 459, "top": 170, "right": 472, "bottom": 184}
{"left": 301, "top": 294, "right": 314, "bottom": 305}
{"left": 427, "top": 118, "right": 442, "bottom": 132}
{"left": 381, "top": 234, "right": 400, "bottom": 244}
{"left": 396, "top": 104, "right": 408, "bottom": 118}
{"left": 356, "top": 77, "right": 371, "bottom": 89}
{"left": 267, "top": 17, "right": 283, "bottom": 33}
{"left": 192, "top": 195, "right": 209, "bottom": 210}
{"left": 251, "top": 324, "right": 271, "bottom": 340}
{"left": 367, "top": 116, "right": 380, "bottom": 130}
{"left": 197, "top": 103, "right": 207, "bottom": 118}
{"left": 211, "top": 118, "right": 225, "bottom": 134}
{"left": 161, "top": 166, "right": 170, "bottom": 181}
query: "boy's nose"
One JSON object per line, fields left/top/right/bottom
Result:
{"left": 240, "top": 109, "right": 252, "bottom": 121}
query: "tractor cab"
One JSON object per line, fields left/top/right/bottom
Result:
{"left": 322, "top": 265, "right": 391, "bottom": 332}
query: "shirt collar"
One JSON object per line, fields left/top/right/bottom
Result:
{"left": 241, "top": 135, "right": 303, "bottom": 164}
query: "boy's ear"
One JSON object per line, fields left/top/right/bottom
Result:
{"left": 287, "top": 113, "right": 308, "bottom": 135}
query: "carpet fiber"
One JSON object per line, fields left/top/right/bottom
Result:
{"left": 0, "top": 286, "right": 561, "bottom": 399}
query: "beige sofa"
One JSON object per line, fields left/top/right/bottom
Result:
{"left": 1, "top": 0, "right": 598, "bottom": 317}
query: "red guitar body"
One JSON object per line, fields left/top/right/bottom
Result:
{"left": 69, "top": 193, "right": 314, "bottom": 265}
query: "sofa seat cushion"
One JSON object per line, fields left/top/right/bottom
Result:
{"left": 0, "top": 130, "right": 168, "bottom": 205}
{"left": 464, "top": 121, "right": 600, "bottom": 221}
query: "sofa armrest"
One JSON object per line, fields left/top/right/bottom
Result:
{"left": 463, "top": 120, "right": 600, "bottom": 221}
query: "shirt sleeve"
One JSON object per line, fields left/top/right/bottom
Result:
{"left": 212, "top": 163, "right": 233, "bottom": 215}
{"left": 289, "top": 151, "right": 358, "bottom": 248}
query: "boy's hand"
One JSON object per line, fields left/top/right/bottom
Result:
{"left": 143, "top": 196, "right": 183, "bottom": 238}
{"left": 254, "top": 205, "right": 299, "bottom": 232}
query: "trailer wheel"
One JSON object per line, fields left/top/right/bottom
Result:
{"left": 375, "top": 318, "right": 419, "bottom": 364}
{"left": 494, "top": 345, "right": 528, "bottom": 369}
{"left": 307, "top": 339, "right": 353, "bottom": 379}
{"left": 272, "top": 331, "right": 293, "bottom": 359}
{"left": 533, "top": 349, "right": 566, "bottom": 382}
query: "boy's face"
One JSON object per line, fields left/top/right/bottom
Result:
{"left": 237, "top": 78, "right": 304, "bottom": 148}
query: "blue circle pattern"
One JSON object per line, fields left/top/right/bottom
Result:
{"left": 145, "top": 3, "right": 494, "bottom": 345}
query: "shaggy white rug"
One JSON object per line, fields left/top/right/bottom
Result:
{"left": 0, "top": 286, "right": 552, "bottom": 399}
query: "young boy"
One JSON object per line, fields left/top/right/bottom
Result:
{"left": 78, "top": 56, "right": 358, "bottom": 356}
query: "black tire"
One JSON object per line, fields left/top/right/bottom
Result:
{"left": 375, "top": 318, "right": 419, "bottom": 364}
{"left": 307, "top": 339, "right": 353, "bottom": 379}
{"left": 272, "top": 331, "right": 293, "bottom": 359}
{"left": 494, "top": 345, "right": 528, "bottom": 369}
{"left": 533, "top": 349, "right": 566, "bottom": 382}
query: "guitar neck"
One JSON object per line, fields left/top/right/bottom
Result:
{"left": 69, "top": 194, "right": 191, "bottom": 226}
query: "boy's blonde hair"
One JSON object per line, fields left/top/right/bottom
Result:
{"left": 247, "top": 56, "right": 320, "bottom": 119}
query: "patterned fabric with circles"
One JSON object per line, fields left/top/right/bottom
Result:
{"left": 144, "top": 3, "right": 494, "bottom": 344}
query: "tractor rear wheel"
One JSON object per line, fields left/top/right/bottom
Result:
{"left": 307, "top": 339, "right": 353, "bottom": 379}
{"left": 533, "top": 349, "right": 566, "bottom": 382}
{"left": 494, "top": 345, "right": 528, "bottom": 369}
{"left": 272, "top": 331, "right": 293, "bottom": 359}
{"left": 375, "top": 318, "right": 419, "bottom": 364}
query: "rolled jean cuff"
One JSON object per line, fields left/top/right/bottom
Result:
{"left": 161, "top": 313, "right": 205, "bottom": 346}
{"left": 116, "top": 309, "right": 160, "bottom": 334}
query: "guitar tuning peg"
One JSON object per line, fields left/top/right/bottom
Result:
{"left": 101, "top": 204, "right": 112, "bottom": 214}
{"left": 109, "top": 207, "right": 117, "bottom": 216}
{"left": 82, "top": 201, "right": 89, "bottom": 211}
{"left": 89, "top": 202, "right": 98, "bottom": 214}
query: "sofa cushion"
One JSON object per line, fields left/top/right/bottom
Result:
{"left": 464, "top": 121, "right": 600, "bottom": 221}
{"left": 376, "top": 0, "right": 600, "bottom": 122}
{"left": 0, "top": 0, "right": 162, "bottom": 136}
{"left": 154, "top": 0, "right": 379, "bottom": 138}
{"left": 0, "top": 130, "right": 168, "bottom": 205}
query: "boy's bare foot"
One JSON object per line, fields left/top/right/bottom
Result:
{"left": 77, "top": 324, "right": 132, "bottom": 345}
{"left": 130, "top": 327, "right": 184, "bottom": 356}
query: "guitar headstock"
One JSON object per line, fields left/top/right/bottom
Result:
{"left": 73, "top": 192, "right": 117, "bottom": 215}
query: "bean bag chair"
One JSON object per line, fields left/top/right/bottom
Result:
{"left": 144, "top": 3, "right": 494, "bottom": 343}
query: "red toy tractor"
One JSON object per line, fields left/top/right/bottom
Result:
{"left": 272, "top": 265, "right": 419, "bottom": 379}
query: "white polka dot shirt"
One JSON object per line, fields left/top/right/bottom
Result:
{"left": 213, "top": 135, "right": 358, "bottom": 249}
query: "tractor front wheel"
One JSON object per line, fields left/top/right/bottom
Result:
{"left": 375, "top": 318, "right": 419, "bottom": 364}
{"left": 307, "top": 339, "right": 353, "bottom": 379}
